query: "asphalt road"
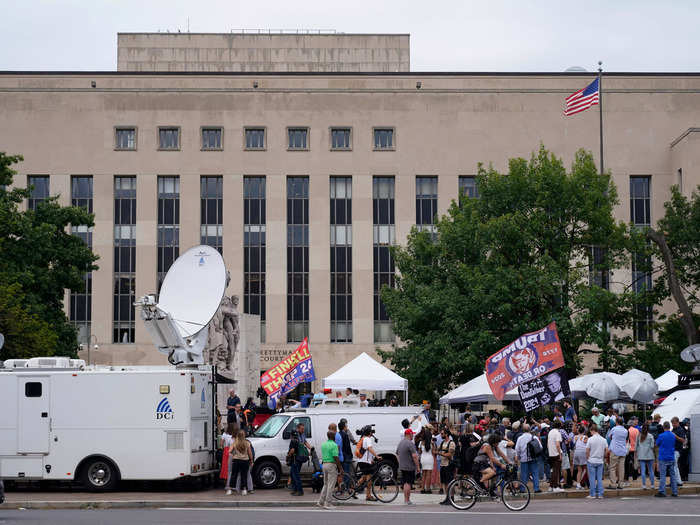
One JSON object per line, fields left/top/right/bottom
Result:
{"left": 1, "top": 497, "right": 699, "bottom": 525}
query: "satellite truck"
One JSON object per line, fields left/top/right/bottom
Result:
{"left": 0, "top": 245, "right": 229, "bottom": 491}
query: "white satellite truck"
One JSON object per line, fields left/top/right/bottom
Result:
{"left": 0, "top": 245, "right": 228, "bottom": 491}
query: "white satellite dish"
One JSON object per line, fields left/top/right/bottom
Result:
{"left": 136, "top": 245, "right": 227, "bottom": 365}
{"left": 681, "top": 344, "right": 700, "bottom": 364}
{"left": 158, "top": 245, "right": 227, "bottom": 338}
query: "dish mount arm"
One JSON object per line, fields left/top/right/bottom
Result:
{"left": 135, "top": 294, "right": 207, "bottom": 366}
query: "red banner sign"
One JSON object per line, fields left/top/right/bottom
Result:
{"left": 485, "top": 322, "right": 565, "bottom": 400}
{"left": 260, "top": 339, "right": 314, "bottom": 398}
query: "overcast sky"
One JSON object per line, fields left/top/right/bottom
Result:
{"left": 2, "top": 0, "right": 698, "bottom": 72}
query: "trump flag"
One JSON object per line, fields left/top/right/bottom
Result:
{"left": 485, "top": 322, "right": 565, "bottom": 400}
{"left": 260, "top": 338, "right": 315, "bottom": 406}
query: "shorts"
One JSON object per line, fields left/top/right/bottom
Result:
{"left": 358, "top": 462, "right": 374, "bottom": 475}
{"left": 401, "top": 470, "right": 416, "bottom": 485}
{"left": 473, "top": 460, "right": 490, "bottom": 474}
{"left": 440, "top": 465, "right": 455, "bottom": 484}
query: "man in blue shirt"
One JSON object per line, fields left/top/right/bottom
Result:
{"left": 329, "top": 422, "right": 344, "bottom": 463}
{"left": 563, "top": 400, "right": 577, "bottom": 423}
{"left": 655, "top": 421, "right": 679, "bottom": 497}
{"left": 607, "top": 421, "right": 627, "bottom": 489}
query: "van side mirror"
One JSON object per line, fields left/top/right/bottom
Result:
{"left": 283, "top": 430, "right": 291, "bottom": 440}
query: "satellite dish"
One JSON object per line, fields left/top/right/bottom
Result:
{"left": 680, "top": 344, "right": 700, "bottom": 363}
{"left": 157, "top": 245, "right": 227, "bottom": 338}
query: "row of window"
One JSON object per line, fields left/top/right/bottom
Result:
{"left": 114, "top": 126, "right": 396, "bottom": 152}
{"left": 27, "top": 174, "right": 654, "bottom": 345}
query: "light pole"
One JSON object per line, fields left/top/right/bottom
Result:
{"left": 79, "top": 334, "right": 99, "bottom": 366}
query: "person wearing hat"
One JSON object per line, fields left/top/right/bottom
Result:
{"left": 396, "top": 429, "right": 420, "bottom": 504}
{"left": 359, "top": 393, "right": 369, "bottom": 407}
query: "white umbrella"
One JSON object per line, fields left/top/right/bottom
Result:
{"left": 586, "top": 372, "right": 621, "bottom": 402}
{"left": 621, "top": 369, "right": 658, "bottom": 403}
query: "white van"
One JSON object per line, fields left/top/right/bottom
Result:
{"left": 249, "top": 401, "right": 426, "bottom": 489}
{"left": 0, "top": 361, "right": 216, "bottom": 491}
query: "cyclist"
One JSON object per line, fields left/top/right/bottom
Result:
{"left": 472, "top": 432, "right": 511, "bottom": 494}
{"left": 357, "top": 425, "right": 382, "bottom": 501}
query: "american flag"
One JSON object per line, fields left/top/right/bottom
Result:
{"left": 564, "top": 78, "right": 600, "bottom": 116}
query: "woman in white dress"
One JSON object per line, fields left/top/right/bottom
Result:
{"left": 418, "top": 427, "right": 434, "bottom": 493}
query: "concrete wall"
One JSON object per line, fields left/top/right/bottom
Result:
{"left": 117, "top": 33, "right": 410, "bottom": 72}
{"left": 0, "top": 72, "right": 699, "bottom": 382}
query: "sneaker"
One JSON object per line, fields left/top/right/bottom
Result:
{"left": 553, "top": 487, "right": 565, "bottom": 492}
{"left": 324, "top": 504, "right": 336, "bottom": 509}
{"left": 596, "top": 495, "right": 603, "bottom": 499}
{"left": 534, "top": 490, "right": 542, "bottom": 494}
{"left": 225, "top": 489, "right": 232, "bottom": 496}
{"left": 405, "top": 501, "right": 414, "bottom": 505}
{"left": 671, "top": 494, "right": 679, "bottom": 498}
{"left": 547, "top": 487, "right": 554, "bottom": 492}
{"left": 575, "top": 483, "right": 582, "bottom": 489}
{"left": 241, "top": 490, "right": 247, "bottom": 496}
{"left": 641, "top": 486, "right": 647, "bottom": 490}
{"left": 622, "top": 482, "right": 630, "bottom": 487}
{"left": 654, "top": 493, "right": 666, "bottom": 498}
{"left": 439, "top": 500, "right": 449, "bottom": 505}
{"left": 586, "top": 495, "right": 596, "bottom": 499}
{"left": 249, "top": 490, "right": 254, "bottom": 494}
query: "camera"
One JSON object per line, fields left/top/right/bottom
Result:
{"left": 356, "top": 424, "right": 376, "bottom": 437}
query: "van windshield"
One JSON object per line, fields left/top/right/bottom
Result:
{"left": 253, "top": 415, "right": 290, "bottom": 438}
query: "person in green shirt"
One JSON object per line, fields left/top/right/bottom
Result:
{"left": 318, "top": 430, "right": 344, "bottom": 509}
{"left": 591, "top": 407, "right": 605, "bottom": 428}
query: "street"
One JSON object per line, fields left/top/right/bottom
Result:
{"left": 1, "top": 497, "right": 699, "bottom": 524}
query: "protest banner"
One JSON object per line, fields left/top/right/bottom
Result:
{"left": 518, "top": 369, "right": 570, "bottom": 412}
{"left": 485, "top": 321, "right": 565, "bottom": 400}
{"left": 260, "top": 338, "right": 315, "bottom": 405}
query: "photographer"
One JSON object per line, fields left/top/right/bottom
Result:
{"left": 287, "top": 422, "right": 313, "bottom": 496}
{"left": 357, "top": 425, "right": 382, "bottom": 501}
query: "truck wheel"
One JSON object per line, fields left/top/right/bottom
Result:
{"left": 80, "top": 458, "right": 119, "bottom": 492}
{"left": 253, "top": 460, "right": 281, "bottom": 489}
{"left": 377, "top": 460, "right": 397, "bottom": 481}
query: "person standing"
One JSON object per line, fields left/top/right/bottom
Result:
{"left": 655, "top": 421, "right": 679, "bottom": 498}
{"left": 671, "top": 417, "right": 687, "bottom": 485}
{"left": 547, "top": 420, "right": 565, "bottom": 492}
{"left": 226, "top": 389, "right": 241, "bottom": 424}
{"left": 572, "top": 425, "right": 588, "bottom": 490}
{"left": 586, "top": 424, "right": 608, "bottom": 499}
{"left": 515, "top": 423, "right": 541, "bottom": 493}
{"left": 626, "top": 418, "right": 639, "bottom": 482}
{"left": 635, "top": 424, "right": 655, "bottom": 490}
{"left": 220, "top": 423, "right": 236, "bottom": 492}
{"left": 591, "top": 407, "right": 605, "bottom": 429}
{"left": 318, "top": 430, "right": 344, "bottom": 509}
{"left": 418, "top": 427, "right": 434, "bottom": 493}
{"left": 287, "top": 422, "right": 313, "bottom": 496}
{"left": 357, "top": 426, "right": 382, "bottom": 501}
{"left": 563, "top": 400, "right": 577, "bottom": 424}
{"left": 437, "top": 428, "right": 456, "bottom": 504}
{"left": 607, "top": 420, "right": 628, "bottom": 489}
{"left": 226, "top": 430, "right": 253, "bottom": 496}
{"left": 397, "top": 429, "right": 421, "bottom": 505}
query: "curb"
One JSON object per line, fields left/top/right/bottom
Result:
{"left": 2, "top": 485, "right": 699, "bottom": 510}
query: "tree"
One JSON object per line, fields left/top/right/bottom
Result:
{"left": 379, "top": 146, "right": 635, "bottom": 402}
{"left": 0, "top": 283, "right": 58, "bottom": 360}
{"left": 646, "top": 186, "right": 700, "bottom": 345}
{"left": 0, "top": 152, "right": 98, "bottom": 359}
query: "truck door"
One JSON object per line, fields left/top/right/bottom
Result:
{"left": 283, "top": 416, "right": 313, "bottom": 473}
{"left": 17, "top": 377, "right": 50, "bottom": 454}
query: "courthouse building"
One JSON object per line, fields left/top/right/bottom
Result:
{"left": 0, "top": 32, "right": 699, "bottom": 381}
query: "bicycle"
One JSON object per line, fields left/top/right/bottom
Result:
{"left": 447, "top": 464, "right": 530, "bottom": 511}
{"left": 333, "top": 461, "right": 399, "bottom": 503}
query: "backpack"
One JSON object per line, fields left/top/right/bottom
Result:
{"left": 527, "top": 435, "right": 543, "bottom": 459}
{"left": 460, "top": 438, "right": 482, "bottom": 474}
{"left": 355, "top": 437, "right": 367, "bottom": 459}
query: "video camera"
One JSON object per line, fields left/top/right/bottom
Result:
{"left": 356, "top": 424, "right": 376, "bottom": 438}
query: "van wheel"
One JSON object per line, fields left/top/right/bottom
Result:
{"left": 80, "top": 458, "right": 119, "bottom": 492}
{"left": 253, "top": 460, "right": 281, "bottom": 489}
{"left": 377, "top": 460, "right": 397, "bottom": 481}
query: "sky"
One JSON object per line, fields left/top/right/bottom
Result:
{"left": 1, "top": 0, "right": 699, "bottom": 72}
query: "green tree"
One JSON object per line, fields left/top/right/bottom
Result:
{"left": 0, "top": 283, "right": 58, "bottom": 360}
{"left": 0, "top": 152, "right": 98, "bottom": 359}
{"left": 379, "top": 146, "right": 635, "bottom": 402}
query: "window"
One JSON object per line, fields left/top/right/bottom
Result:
{"left": 70, "top": 176, "right": 93, "bottom": 346}
{"left": 287, "top": 128, "right": 309, "bottom": 150}
{"left": 284, "top": 416, "right": 312, "bottom": 438}
{"left": 373, "top": 176, "right": 395, "bottom": 343}
{"left": 25, "top": 382, "right": 42, "bottom": 397}
{"left": 27, "top": 175, "right": 49, "bottom": 211}
{"left": 287, "top": 176, "right": 309, "bottom": 342}
{"left": 157, "top": 176, "right": 180, "bottom": 292}
{"left": 588, "top": 246, "right": 609, "bottom": 290}
{"left": 113, "top": 176, "right": 136, "bottom": 343}
{"left": 373, "top": 128, "right": 395, "bottom": 150}
{"left": 677, "top": 168, "right": 683, "bottom": 194}
{"left": 244, "top": 176, "right": 266, "bottom": 343}
{"left": 630, "top": 176, "right": 653, "bottom": 341}
{"left": 201, "top": 127, "right": 223, "bottom": 150}
{"left": 200, "top": 176, "right": 223, "bottom": 253}
{"left": 330, "top": 177, "right": 352, "bottom": 343}
{"left": 115, "top": 127, "right": 136, "bottom": 150}
{"left": 459, "top": 176, "right": 479, "bottom": 201}
{"left": 158, "top": 127, "right": 180, "bottom": 150}
{"left": 330, "top": 128, "right": 351, "bottom": 150}
{"left": 245, "top": 128, "right": 266, "bottom": 150}
{"left": 416, "top": 176, "right": 438, "bottom": 237}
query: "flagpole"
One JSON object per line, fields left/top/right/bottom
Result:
{"left": 598, "top": 61, "right": 604, "bottom": 175}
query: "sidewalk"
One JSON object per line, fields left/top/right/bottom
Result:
{"left": 3, "top": 482, "right": 700, "bottom": 509}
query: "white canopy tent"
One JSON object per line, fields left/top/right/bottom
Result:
{"left": 653, "top": 389, "right": 700, "bottom": 422}
{"left": 322, "top": 352, "right": 408, "bottom": 399}
{"left": 439, "top": 373, "right": 520, "bottom": 404}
